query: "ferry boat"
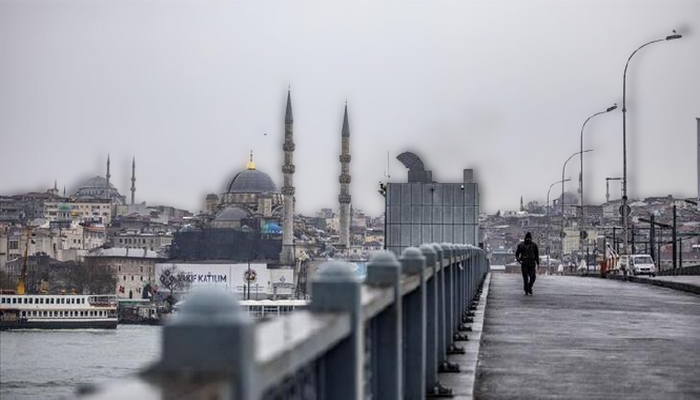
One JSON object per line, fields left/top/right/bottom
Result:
{"left": 0, "top": 294, "right": 118, "bottom": 330}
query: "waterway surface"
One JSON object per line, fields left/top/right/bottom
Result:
{"left": 0, "top": 325, "right": 161, "bottom": 399}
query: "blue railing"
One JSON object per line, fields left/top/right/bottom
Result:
{"left": 82, "top": 243, "right": 488, "bottom": 399}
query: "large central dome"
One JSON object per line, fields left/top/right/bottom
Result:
{"left": 225, "top": 157, "right": 277, "bottom": 194}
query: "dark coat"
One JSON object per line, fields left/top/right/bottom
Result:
{"left": 516, "top": 240, "right": 539, "bottom": 266}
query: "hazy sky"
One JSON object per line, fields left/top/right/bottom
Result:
{"left": 1, "top": 0, "right": 699, "bottom": 217}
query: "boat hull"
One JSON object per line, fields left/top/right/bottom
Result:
{"left": 0, "top": 319, "right": 118, "bottom": 330}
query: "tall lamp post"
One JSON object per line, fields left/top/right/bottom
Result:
{"left": 241, "top": 224, "right": 253, "bottom": 300}
{"left": 561, "top": 150, "right": 593, "bottom": 258}
{"left": 580, "top": 104, "right": 617, "bottom": 255}
{"left": 621, "top": 32, "right": 682, "bottom": 267}
{"left": 547, "top": 177, "right": 570, "bottom": 263}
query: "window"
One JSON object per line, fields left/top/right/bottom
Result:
{"left": 21, "top": 311, "right": 26, "bottom": 317}
{"left": 0, "top": 298, "right": 4, "bottom": 304}
{"left": 123, "top": 275, "right": 126, "bottom": 281}
{"left": 131, "top": 275, "right": 134, "bottom": 281}
{"left": 23, "top": 298, "right": 27, "bottom": 304}
{"left": 12, "top": 298, "right": 16, "bottom": 304}
{"left": 29, "top": 298, "right": 33, "bottom": 304}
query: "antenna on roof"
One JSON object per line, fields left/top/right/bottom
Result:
{"left": 384, "top": 151, "right": 390, "bottom": 179}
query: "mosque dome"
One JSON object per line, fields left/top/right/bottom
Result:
{"left": 225, "top": 154, "right": 277, "bottom": 194}
{"left": 74, "top": 175, "right": 124, "bottom": 203}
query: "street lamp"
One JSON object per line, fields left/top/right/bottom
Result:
{"left": 580, "top": 104, "right": 617, "bottom": 255}
{"left": 547, "top": 177, "right": 570, "bottom": 263}
{"left": 240, "top": 224, "right": 253, "bottom": 300}
{"left": 621, "top": 31, "right": 682, "bottom": 267}
{"left": 561, "top": 150, "right": 593, "bottom": 257}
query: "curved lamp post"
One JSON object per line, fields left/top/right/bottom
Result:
{"left": 547, "top": 177, "right": 570, "bottom": 263}
{"left": 621, "top": 32, "right": 682, "bottom": 264}
{"left": 561, "top": 149, "right": 593, "bottom": 257}
{"left": 580, "top": 104, "right": 617, "bottom": 253}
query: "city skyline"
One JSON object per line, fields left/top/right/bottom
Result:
{"left": 1, "top": 1, "right": 699, "bottom": 216}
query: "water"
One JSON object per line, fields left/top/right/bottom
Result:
{"left": 0, "top": 326, "right": 161, "bottom": 400}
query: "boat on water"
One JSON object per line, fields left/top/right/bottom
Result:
{"left": 0, "top": 294, "right": 118, "bottom": 330}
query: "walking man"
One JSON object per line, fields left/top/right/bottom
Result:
{"left": 516, "top": 232, "right": 539, "bottom": 295}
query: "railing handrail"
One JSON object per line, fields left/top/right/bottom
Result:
{"left": 82, "top": 243, "right": 489, "bottom": 400}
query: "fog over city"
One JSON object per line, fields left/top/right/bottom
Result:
{"left": 1, "top": 0, "right": 699, "bottom": 216}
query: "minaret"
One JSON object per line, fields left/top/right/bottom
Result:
{"left": 131, "top": 157, "right": 136, "bottom": 205}
{"left": 105, "top": 154, "right": 111, "bottom": 200}
{"left": 520, "top": 196, "right": 525, "bottom": 212}
{"left": 338, "top": 103, "right": 351, "bottom": 250}
{"left": 280, "top": 90, "right": 296, "bottom": 265}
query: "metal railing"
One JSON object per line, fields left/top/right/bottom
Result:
{"left": 658, "top": 264, "right": 700, "bottom": 276}
{"left": 82, "top": 243, "right": 488, "bottom": 400}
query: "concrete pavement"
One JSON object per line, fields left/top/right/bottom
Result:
{"left": 473, "top": 274, "right": 700, "bottom": 399}
{"left": 608, "top": 274, "right": 700, "bottom": 295}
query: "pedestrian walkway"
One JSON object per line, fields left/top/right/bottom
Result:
{"left": 473, "top": 274, "right": 700, "bottom": 399}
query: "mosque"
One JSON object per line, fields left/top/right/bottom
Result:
{"left": 71, "top": 155, "right": 132, "bottom": 205}
{"left": 203, "top": 152, "right": 284, "bottom": 234}
{"left": 171, "top": 89, "right": 354, "bottom": 267}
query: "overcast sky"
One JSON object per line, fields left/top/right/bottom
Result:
{"left": 1, "top": 0, "right": 699, "bottom": 217}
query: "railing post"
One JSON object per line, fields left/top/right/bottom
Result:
{"left": 310, "top": 261, "right": 362, "bottom": 400}
{"left": 432, "top": 243, "right": 446, "bottom": 367}
{"left": 440, "top": 243, "right": 454, "bottom": 349}
{"left": 400, "top": 247, "right": 427, "bottom": 399}
{"left": 454, "top": 245, "right": 470, "bottom": 340}
{"left": 420, "top": 244, "right": 450, "bottom": 396}
{"left": 155, "top": 288, "right": 257, "bottom": 399}
{"left": 366, "top": 251, "right": 403, "bottom": 400}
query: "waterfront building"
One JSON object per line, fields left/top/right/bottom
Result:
{"left": 84, "top": 247, "right": 163, "bottom": 299}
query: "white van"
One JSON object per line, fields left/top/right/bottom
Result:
{"left": 628, "top": 254, "right": 656, "bottom": 277}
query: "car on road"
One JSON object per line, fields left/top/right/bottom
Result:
{"left": 623, "top": 254, "right": 656, "bottom": 277}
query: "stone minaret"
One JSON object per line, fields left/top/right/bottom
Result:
{"left": 105, "top": 154, "right": 111, "bottom": 200}
{"left": 338, "top": 104, "right": 351, "bottom": 250}
{"left": 280, "top": 90, "right": 296, "bottom": 265}
{"left": 131, "top": 157, "right": 136, "bottom": 205}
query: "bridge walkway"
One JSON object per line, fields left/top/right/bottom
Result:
{"left": 473, "top": 274, "right": 700, "bottom": 399}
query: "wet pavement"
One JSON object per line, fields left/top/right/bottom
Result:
{"left": 473, "top": 274, "right": 700, "bottom": 400}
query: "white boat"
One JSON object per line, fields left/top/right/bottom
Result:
{"left": 0, "top": 294, "right": 118, "bottom": 330}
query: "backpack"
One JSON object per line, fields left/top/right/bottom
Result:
{"left": 520, "top": 242, "right": 536, "bottom": 262}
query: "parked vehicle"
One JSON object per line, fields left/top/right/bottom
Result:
{"left": 619, "top": 254, "right": 656, "bottom": 277}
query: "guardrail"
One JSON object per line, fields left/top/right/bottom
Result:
{"left": 82, "top": 243, "right": 489, "bottom": 399}
{"left": 658, "top": 265, "right": 700, "bottom": 276}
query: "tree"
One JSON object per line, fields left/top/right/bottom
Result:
{"left": 158, "top": 264, "right": 191, "bottom": 307}
{"left": 526, "top": 201, "right": 544, "bottom": 214}
{"left": 0, "top": 270, "right": 17, "bottom": 291}
{"left": 67, "top": 262, "right": 118, "bottom": 295}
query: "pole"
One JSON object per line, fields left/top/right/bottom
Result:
{"left": 579, "top": 105, "right": 617, "bottom": 265}
{"left": 657, "top": 229, "right": 662, "bottom": 271}
{"left": 612, "top": 227, "right": 617, "bottom": 252}
{"left": 562, "top": 150, "right": 591, "bottom": 259}
{"left": 621, "top": 33, "right": 682, "bottom": 273}
{"left": 679, "top": 237, "right": 683, "bottom": 269}
{"left": 672, "top": 204, "right": 677, "bottom": 269}
{"left": 649, "top": 214, "right": 655, "bottom": 265}
{"left": 548, "top": 178, "right": 570, "bottom": 260}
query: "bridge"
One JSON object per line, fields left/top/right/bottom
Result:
{"left": 81, "top": 243, "right": 700, "bottom": 399}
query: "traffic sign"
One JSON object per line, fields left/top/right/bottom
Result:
{"left": 619, "top": 204, "right": 631, "bottom": 216}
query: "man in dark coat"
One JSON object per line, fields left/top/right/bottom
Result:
{"left": 515, "top": 232, "right": 539, "bottom": 295}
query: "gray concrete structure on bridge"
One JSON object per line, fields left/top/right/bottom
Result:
{"left": 474, "top": 274, "right": 700, "bottom": 399}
